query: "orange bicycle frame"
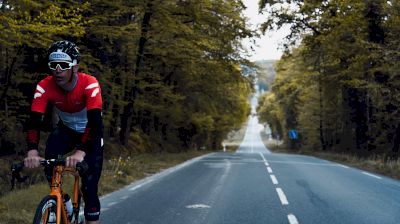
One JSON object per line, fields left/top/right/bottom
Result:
{"left": 49, "top": 165, "right": 81, "bottom": 224}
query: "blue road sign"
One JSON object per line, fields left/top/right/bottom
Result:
{"left": 288, "top": 129, "right": 298, "bottom": 140}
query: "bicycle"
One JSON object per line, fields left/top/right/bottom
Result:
{"left": 11, "top": 159, "right": 88, "bottom": 224}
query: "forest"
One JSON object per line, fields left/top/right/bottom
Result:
{"left": 257, "top": 0, "right": 400, "bottom": 158}
{"left": 0, "top": 0, "right": 256, "bottom": 156}
{"left": 3, "top": 0, "right": 400, "bottom": 161}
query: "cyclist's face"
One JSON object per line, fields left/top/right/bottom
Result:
{"left": 51, "top": 64, "right": 73, "bottom": 87}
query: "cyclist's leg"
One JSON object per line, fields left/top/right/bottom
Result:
{"left": 81, "top": 139, "right": 103, "bottom": 222}
{"left": 44, "top": 124, "right": 76, "bottom": 181}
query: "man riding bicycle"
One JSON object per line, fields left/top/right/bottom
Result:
{"left": 24, "top": 40, "right": 104, "bottom": 224}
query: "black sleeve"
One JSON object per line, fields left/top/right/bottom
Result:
{"left": 26, "top": 111, "right": 44, "bottom": 151}
{"left": 78, "top": 109, "right": 103, "bottom": 153}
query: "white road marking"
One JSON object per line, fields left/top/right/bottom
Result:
{"left": 270, "top": 175, "right": 278, "bottom": 185}
{"left": 362, "top": 172, "right": 382, "bottom": 179}
{"left": 269, "top": 160, "right": 343, "bottom": 166}
{"left": 129, "top": 180, "right": 152, "bottom": 191}
{"left": 288, "top": 214, "right": 299, "bottom": 224}
{"left": 267, "top": 167, "right": 273, "bottom": 173}
{"left": 265, "top": 161, "right": 269, "bottom": 166}
{"left": 276, "top": 188, "right": 289, "bottom": 205}
{"left": 107, "top": 202, "right": 117, "bottom": 207}
{"left": 259, "top": 152, "right": 267, "bottom": 162}
{"left": 339, "top": 164, "right": 349, "bottom": 169}
{"left": 186, "top": 204, "right": 211, "bottom": 209}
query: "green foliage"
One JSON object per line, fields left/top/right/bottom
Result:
{"left": 258, "top": 0, "right": 400, "bottom": 156}
{"left": 113, "top": 0, "right": 254, "bottom": 152}
{"left": 0, "top": 1, "right": 89, "bottom": 48}
{"left": 1, "top": 0, "right": 254, "bottom": 156}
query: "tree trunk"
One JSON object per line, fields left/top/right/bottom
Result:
{"left": 318, "top": 74, "right": 326, "bottom": 150}
{"left": 353, "top": 90, "right": 369, "bottom": 156}
{"left": 340, "top": 86, "right": 356, "bottom": 152}
{"left": 119, "top": 1, "right": 154, "bottom": 145}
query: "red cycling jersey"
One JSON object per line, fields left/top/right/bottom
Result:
{"left": 32, "top": 72, "right": 102, "bottom": 133}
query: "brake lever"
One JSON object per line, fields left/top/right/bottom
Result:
{"left": 76, "top": 160, "right": 89, "bottom": 176}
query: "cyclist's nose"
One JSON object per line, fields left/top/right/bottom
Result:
{"left": 55, "top": 65, "right": 62, "bottom": 72}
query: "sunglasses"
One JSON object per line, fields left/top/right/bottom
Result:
{"left": 48, "top": 61, "right": 75, "bottom": 71}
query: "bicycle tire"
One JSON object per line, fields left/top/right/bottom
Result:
{"left": 33, "top": 195, "right": 58, "bottom": 224}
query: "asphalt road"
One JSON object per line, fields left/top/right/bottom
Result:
{"left": 100, "top": 98, "right": 400, "bottom": 223}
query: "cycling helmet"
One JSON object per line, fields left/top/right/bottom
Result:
{"left": 47, "top": 40, "right": 80, "bottom": 65}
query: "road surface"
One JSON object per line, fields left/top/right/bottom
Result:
{"left": 100, "top": 97, "right": 400, "bottom": 223}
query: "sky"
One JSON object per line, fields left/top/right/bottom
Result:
{"left": 242, "top": 0, "right": 290, "bottom": 61}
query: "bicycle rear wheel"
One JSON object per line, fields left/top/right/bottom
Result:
{"left": 33, "top": 195, "right": 57, "bottom": 224}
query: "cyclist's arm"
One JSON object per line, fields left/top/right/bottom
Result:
{"left": 77, "top": 108, "right": 103, "bottom": 153}
{"left": 27, "top": 80, "right": 50, "bottom": 154}
{"left": 78, "top": 76, "right": 103, "bottom": 154}
{"left": 66, "top": 109, "right": 103, "bottom": 167}
{"left": 26, "top": 111, "right": 44, "bottom": 153}
{"left": 25, "top": 111, "right": 45, "bottom": 168}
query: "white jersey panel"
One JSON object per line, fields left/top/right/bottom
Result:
{"left": 54, "top": 107, "right": 87, "bottom": 133}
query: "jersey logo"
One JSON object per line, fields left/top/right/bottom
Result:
{"left": 91, "top": 88, "right": 100, "bottom": 97}
{"left": 34, "top": 85, "right": 45, "bottom": 99}
{"left": 85, "top": 83, "right": 100, "bottom": 97}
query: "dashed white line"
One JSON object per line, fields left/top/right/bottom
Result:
{"left": 362, "top": 171, "right": 382, "bottom": 179}
{"left": 339, "top": 164, "right": 349, "bottom": 169}
{"left": 258, "top": 152, "right": 300, "bottom": 223}
{"left": 259, "top": 152, "right": 267, "bottom": 162}
{"left": 276, "top": 188, "right": 289, "bottom": 205}
{"left": 186, "top": 204, "right": 211, "bottom": 209}
{"left": 270, "top": 175, "right": 279, "bottom": 185}
{"left": 288, "top": 214, "right": 299, "bottom": 224}
{"left": 258, "top": 153, "right": 300, "bottom": 223}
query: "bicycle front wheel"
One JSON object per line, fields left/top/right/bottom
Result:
{"left": 33, "top": 195, "right": 58, "bottom": 224}
{"left": 71, "top": 193, "right": 85, "bottom": 224}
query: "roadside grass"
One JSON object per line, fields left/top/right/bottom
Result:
{"left": 0, "top": 182, "right": 49, "bottom": 224}
{"left": 261, "top": 133, "right": 400, "bottom": 180}
{"left": 0, "top": 150, "right": 210, "bottom": 224}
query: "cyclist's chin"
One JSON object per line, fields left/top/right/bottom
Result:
{"left": 55, "top": 78, "right": 67, "bottom": 86}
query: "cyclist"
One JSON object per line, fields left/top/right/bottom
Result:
{"left": 24, "top": 40, "right": 103, "bottom": 224}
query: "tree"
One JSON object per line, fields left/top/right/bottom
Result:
{"left": 0, "top": 0, "right": 88, "bottom": 152}
{"left": 258, "top": 0, "right": 400, "bottom": 156}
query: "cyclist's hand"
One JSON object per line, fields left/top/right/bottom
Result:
{"left": 66, "top": 149, "right": 86, "bottom": 168}
{"left": 24, "top": 149, "right": 43, "bottom": 168}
